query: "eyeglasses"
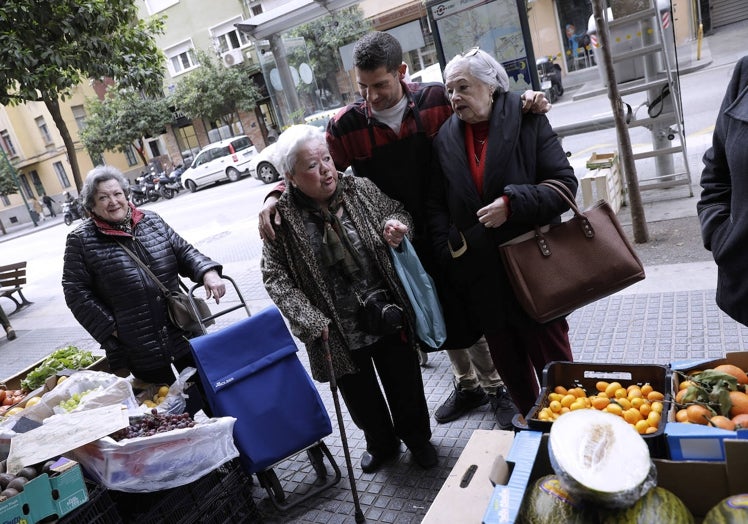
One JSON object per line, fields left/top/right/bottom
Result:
{"left": 463, "top": 46, "right": 481, "bottom": 58}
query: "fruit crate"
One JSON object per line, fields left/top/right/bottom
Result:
{"left": 57, "top": 482, "right": 123, "bottom": 524}
{"left": 110, "top": 459, "right": 262, "bottom": 523}
{"left": 514, "top": 361, "right": 672, "bottom": 458}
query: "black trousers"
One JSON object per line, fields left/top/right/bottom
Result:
{"left": 337, "top": 333, "right": 432, "bottom": 457}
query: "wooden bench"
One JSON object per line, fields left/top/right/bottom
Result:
{"left": 0, "top": 261, "right": 33, "bottom": 315}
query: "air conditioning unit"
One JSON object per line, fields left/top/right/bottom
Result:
{"left": 222, "top": 49, "right": 244, "bottom": 67}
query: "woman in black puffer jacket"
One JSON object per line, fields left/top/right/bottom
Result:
{"left": 62, "top": 165, "right": 225, "bottom": 384}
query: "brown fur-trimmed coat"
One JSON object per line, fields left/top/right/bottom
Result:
{"left": 261, "top": 174, "right": 417, "bottom": 382}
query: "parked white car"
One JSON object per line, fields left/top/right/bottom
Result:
{"left": 249, "top": 142, "right": 281, "bottom": 184}
{"left": 181, "top": 136, "right": 256, "bottom": 192}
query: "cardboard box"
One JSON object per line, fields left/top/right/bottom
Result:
{"left": 517, "top": 361, "right": 670, "bottom": 457}
{"left": 423, "top": 430, "right": 515, "bottom": 524}
{"left": 667, "top": 351, "right": 748, "bottom": 461}
{"left": 482, "top": 431, "right": 748, "bottom": 522}
{"left": 1, "top": 354, "right": 107, "bottom": 392}
{"left": 0, "top": 461, "right": 88, "bottom": 524}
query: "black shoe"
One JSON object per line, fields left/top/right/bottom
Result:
{"left": 360, "top": 449, "right": 399, "bottom": 473}
{"left": 490, "top": 386, "right": 521, "bottom": 431}
{"left": 434, "top": 384, "right": 488, "bottom": 423}
{"left": 411, "top": 442, "right": 438, "bottom": 469}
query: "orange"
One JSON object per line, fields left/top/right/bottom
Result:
{"left": 623, "top": 408, "right": 643, "bottom": 424}
{"left": 709, "top": 415, "right": 736, "bottom": 431}
{"left": 731, "top": 413, "right": 748, "bottom": 429}
{"left": 554, "top": 385, "right": 568, "bottom": 395}
{"left": 647, "top": 390, "right": 665, "bottom": 402}
{"left": 568, "top": 387, "right": 587, "bottom": 399}
{"left": 686, "top": 404, "right": 712, "bottom": 425}
{"left": 639, "top": 403, "right": 652, "bottom": 417}
{"left": 596, "top": 381, "right": 609, "bottom": 393}
{"left": 616, "top": 398, "right": 632, "bottom": 411}
{"left": 645, "top": 426, "right": 658, "bottom": 434}
{"left": 640, "top": 383, "right": 654, "bottom": 396}
{"left": 651, "top": 401, "right": 664, "bottom": 414}
{"left": 591, "top": 396, "right": 610, "bottom": 410}
{"left": 729, "top": 391, "right": 748, "bottom": 417}
{"left": 679, "top": 380, "right": 694, "bottom": 391}
{"left": 634, "top": 420, "right": 650, "bottom": 434}
{"left": 647, "top": 410, "right": 662, "bottom": 428}
{"left": 605, "top": 382, "right": 623, "bottom": 398}
{"left": 675, "top": 389, "right": 688, "bottom": 404}
{"left": 714, "top": 364, "right": 748, "bottom": 385}
{"left": 560, "top": 394, "right": 576, "bottom": 408}
{"left": 605, "top": 403, "right": 623, "bottom": 416}
{"left": 675, "top": 409, "right": 689, "bottom": 423}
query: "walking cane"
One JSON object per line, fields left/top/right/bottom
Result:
{"left": 322, "top": 339, "right": 366, "bottom": 523}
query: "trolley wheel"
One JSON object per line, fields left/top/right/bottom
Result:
{"left": 307, "top": 445, "right": 327, "bottom": 480}
{"left": 257, "top": 469, "right": 286, "bottom": 504}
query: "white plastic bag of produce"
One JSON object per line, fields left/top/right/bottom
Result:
{"left": 17, "top": 370, "right": 139, "bottom": 422}
{"left": 72, "top": 415, "right": 239, "bottom": 492}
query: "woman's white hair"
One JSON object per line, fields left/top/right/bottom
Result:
{"left": 444, "top": 48, "right": 510, "bottom": 96}
{"left": 273, "top": 124, "right": 328, "bottom": 179}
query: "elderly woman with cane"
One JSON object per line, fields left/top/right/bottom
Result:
{"left": 261, "top": 124, "right": 437, "bottom": 474}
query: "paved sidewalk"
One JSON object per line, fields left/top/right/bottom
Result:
{"left": 2, "top": 20, "right": 748, "bottom": 524}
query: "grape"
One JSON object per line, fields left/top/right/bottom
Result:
{"left": 109, "top": 410, "right": 196, "bottom": 441}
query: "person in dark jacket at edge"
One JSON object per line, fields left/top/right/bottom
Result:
{"left": 698, "top": 56, "right": 748, "bottom": 327}
{"left": 259, "top": 31, "right": 551, "bottom": 433}
{"left": 62, "top": 165, "right": 225, "bottom": 412}
{"left": 426, "top": 48, "right": 577, "bottom": 415}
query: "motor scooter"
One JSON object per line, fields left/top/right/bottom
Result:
{"left": 62, "top": 200, "right": 85, "bottom": 226}
{"left": 130, "top": 174, "right": 159, "bottom": 206}
{"left": 536, "top": 55, "right": 564, "bottom": 103}
{"left": 156, "top": 169, "right": 182, "bottom": 199}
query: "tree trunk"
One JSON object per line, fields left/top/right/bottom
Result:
{"left": 44, "top": 97, "right": 83, "bottom": 191}
{"left": 135, "top": 138, "right": 148, "bottom": 165}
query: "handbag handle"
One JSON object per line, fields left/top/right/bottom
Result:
{"left": 115, "top": 240, "right": 171, "bottom": 295}
{"left": 539, "top": 180, "right": 595, "bottom": 240}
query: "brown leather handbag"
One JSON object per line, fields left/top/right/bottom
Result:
{"left": 499, "top": 179, "right": 645, "bottom": 323}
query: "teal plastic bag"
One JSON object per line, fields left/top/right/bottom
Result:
{"left": 390, "top": 237, "right": 447, "bottom": 349}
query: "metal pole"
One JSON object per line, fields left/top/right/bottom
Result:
{"left": 643, "top": 4, "right": 675, "bottom": 181}
{"left": 591, "top": 0, "right": 649, "bottom": 243}
{"left": 0, "top": 147, "right": 38, "bottom": 227}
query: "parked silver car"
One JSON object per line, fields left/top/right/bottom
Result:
{"left": 181, "top": 136, "right": 256, "bottom": 192}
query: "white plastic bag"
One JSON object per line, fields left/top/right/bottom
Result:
{"left": 72, "top": 415, "right": 239, "bottom": 492}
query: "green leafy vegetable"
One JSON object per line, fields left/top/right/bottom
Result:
{"left": 20, "top": 346, "right": 97, "bottom": 391}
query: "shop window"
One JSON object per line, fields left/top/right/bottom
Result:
{"left": 556, "top": 0, "right": 595, "bottom": 71}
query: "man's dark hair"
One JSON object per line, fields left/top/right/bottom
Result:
{"left": 353, "top": 32, "right": 402, "bottom": 73}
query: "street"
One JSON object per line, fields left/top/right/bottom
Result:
{"left": 0, "top": 175, "right": 275, "bottom": 377}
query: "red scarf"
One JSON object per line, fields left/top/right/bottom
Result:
{"left": 465, "top": 121, "right": 489, "bottom": 195}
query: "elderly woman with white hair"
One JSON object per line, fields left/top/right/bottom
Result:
{"left": 261, "top": 124, "right": 437, "bottom": 473}
{"left": 426, "top": 48, "right": 578, "bottom": 415}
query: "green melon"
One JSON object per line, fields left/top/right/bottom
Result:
{"left": 518, "top": 474, "right": 598, "bottom": 524}
{"left": 548, "top": 409, "right": 655, "bottom": 509}
{"left": 600, "top": 487, "right": 693, "bottom": 523}
{"left": 703, "top": 494, "right": 748, "bottom": 524}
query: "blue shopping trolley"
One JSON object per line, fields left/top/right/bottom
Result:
{"left": 188, "top": 280, "right": 341, "bottom": 511}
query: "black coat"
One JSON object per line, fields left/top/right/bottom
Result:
{"left": 427, "top": 91, "right": 577, "bottom": 332}
{"left": 698, "top": 56, "right": 748, "bottom": 326}
{"left": 62, "top": 210, "right": 221, "bottom": 377}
